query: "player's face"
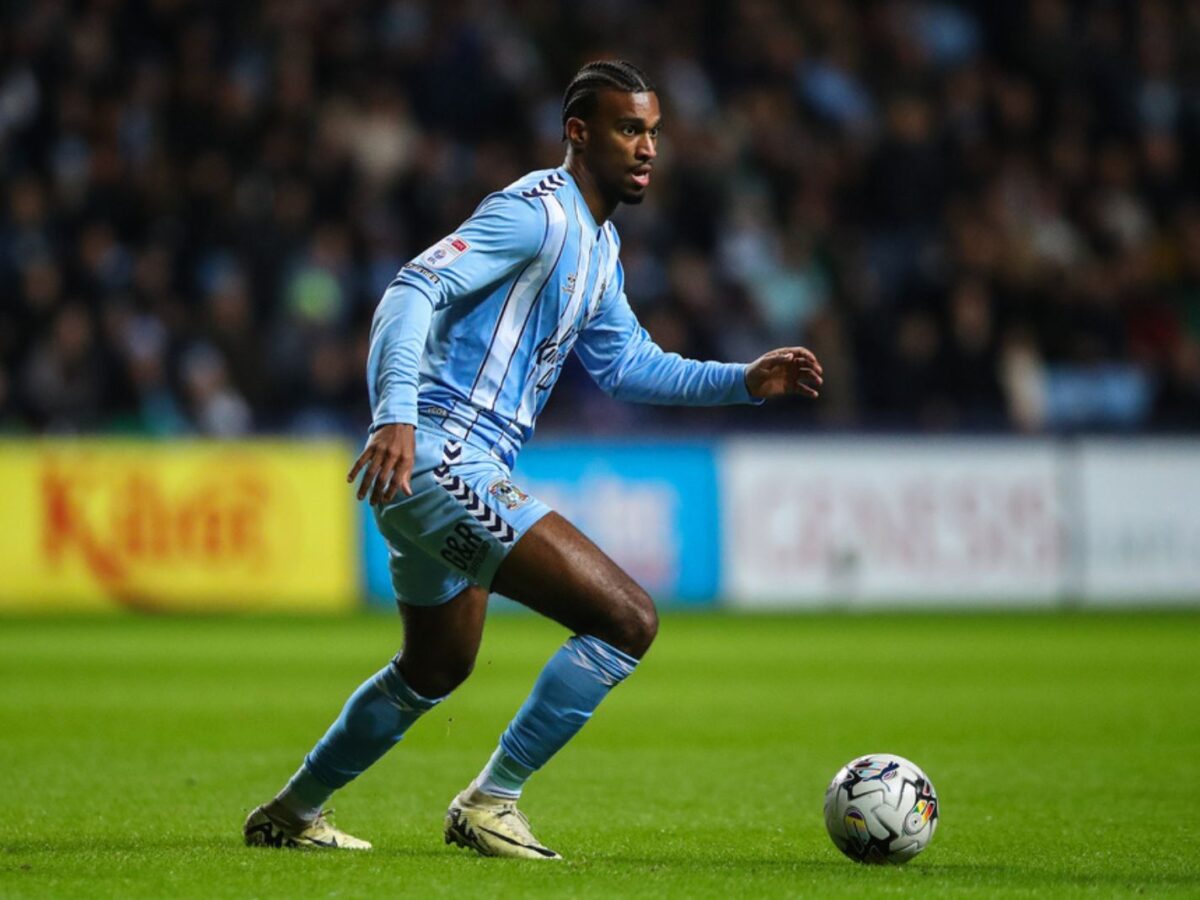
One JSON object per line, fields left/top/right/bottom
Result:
{"left": 586, "top": 90, "right": 661, "bottom": 205}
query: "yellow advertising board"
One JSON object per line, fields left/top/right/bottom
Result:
{"left": 0, "top": 440, "right": 356, "bottom": 612}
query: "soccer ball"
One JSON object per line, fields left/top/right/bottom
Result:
{"left": 823, "top": 753, "right": 939, "bottom": 864}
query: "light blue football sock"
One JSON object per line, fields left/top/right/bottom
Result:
{"left": 273, "top": 656, "right": 443, "bottom": 821}
{"left": 477, "top": 634, "right": 638, "bottom": 799}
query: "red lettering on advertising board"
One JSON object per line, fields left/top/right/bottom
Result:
{"left": 41, "top": 464, "right": 270, "bottom": 590}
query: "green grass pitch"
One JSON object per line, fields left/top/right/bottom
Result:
{"left": 2, "top": 609, "right": 1198, "bottom": 898}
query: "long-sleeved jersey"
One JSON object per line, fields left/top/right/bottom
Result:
{"left": 367, "top": 166, "right": 758, "bottom": 467}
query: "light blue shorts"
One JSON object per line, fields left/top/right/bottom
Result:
{"left": 372, "top": 420, "right": 551, "bottom": 607}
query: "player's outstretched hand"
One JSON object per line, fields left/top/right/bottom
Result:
{"left": 745, "top": 346, "right": 824, "bottom": 400}
{"left": 348, "top": 423, "right": 416, "bottom": 504}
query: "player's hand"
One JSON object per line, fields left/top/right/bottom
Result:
{"left": 347, "top": 423, "right": 416, "bottom": 505}
{"left": 745, "top": 346, "right": 824, "bottom": 400}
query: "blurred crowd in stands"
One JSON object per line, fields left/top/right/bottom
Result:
{"left": 3, "top": 0, "right": 1200, "bottom": 437}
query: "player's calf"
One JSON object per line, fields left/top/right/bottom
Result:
{"left": 468, "top": 633, "right": 641, "bottom": 807}
{"left": 246, "top": 654, "right": 447, "bottom": 847}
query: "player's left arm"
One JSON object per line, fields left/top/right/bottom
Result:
{"left": 574, "top": 263, "right": 822, "bottom": 404}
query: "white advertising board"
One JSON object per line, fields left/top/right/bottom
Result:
{"left": 1077, "top": 441, "right": 1200, "bottom": 604}
{"left": 721, "top": 440, "right": 1065, "bottom": 608}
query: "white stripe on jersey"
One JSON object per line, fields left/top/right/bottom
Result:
{"left": 516, "top": 200, "right": 619, "bottom": 427}
{"left": 515, "top": 197, "right": 597, "bottom": 425}
{"left": 581, "top": 226, "right": 613, "bottom": 344}
{"left": 577, "top": 217, "right": 611, "bottom": 341}
{"left": 467, "top": 193, "right": 569, "bottom": 412}
{"left": 562, "top": 197, "right": 596, "bottom": 336}
{"left": 589, "top": 226, "right": 619, "bottom": 321}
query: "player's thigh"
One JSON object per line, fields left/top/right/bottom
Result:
{"left": 395, "top": 584, "right": 490, "bottom": 698}
{"left": 491, "top": 512, "right": 658, "bottom": 658}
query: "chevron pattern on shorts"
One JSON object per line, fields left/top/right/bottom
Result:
{"left": 433, "top": 441, "right": 516, "bottom": 546}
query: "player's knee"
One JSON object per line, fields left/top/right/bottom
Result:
{"left": 434, "top": 651, "right": 476, "bottom": 695}
{"left": 630, "top": 598, "right": 659, "bottom": 656}
{"left": 399, "top": 652, "right": 475, "bottom": 699}
{"left": 423, "top": 664, "right": 474, "bottom": 698}
{"left": 605, "top": 588, "right": 658, "bottom": 659}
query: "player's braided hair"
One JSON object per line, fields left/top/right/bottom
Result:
{"left": 562, "top": 60, "right": 655, "bottom": 139}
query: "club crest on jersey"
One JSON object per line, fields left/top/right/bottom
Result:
{"left": 488, "top": 479, "right": 530, "bottom": 510}
{"left": 423, "top": 235, "right": 471, "bottom": 269}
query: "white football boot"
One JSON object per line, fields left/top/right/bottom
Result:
{"left": 243, "top": 805, "right": 372, "bottom": 850}
{"left": 444, "top": 783, "right": 561, "bottom": 860}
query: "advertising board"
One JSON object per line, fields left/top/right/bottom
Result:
{"left": 1076, "top": 440, "right": 1200, "bottom": 604}
{"left": 0, "top": 441, "right": 356, "bottom": 612}
{"left": 721, "top": 439, "right": 1065, "bottom": 607}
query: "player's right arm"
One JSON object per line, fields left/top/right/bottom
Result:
{"left": 350, "top": 192, "right": 546, "bottom": 504}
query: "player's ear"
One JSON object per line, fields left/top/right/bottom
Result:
{"left": 565, "top": 116, "right": 587, "bottom": 151}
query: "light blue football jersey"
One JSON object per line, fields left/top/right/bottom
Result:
{"left": 367, "top": 166, "right": 756, "bottom": 467}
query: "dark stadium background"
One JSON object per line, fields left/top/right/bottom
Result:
{"left": 5, "top": 0, "right": 1200, "bottom": 438}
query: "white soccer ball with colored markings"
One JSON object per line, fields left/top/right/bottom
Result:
{"left": 823, "top": 753, "right": 939, "bottom": 864}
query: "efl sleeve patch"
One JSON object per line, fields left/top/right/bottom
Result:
{"left": 422, "top": 235, "right": 471, "bottom": 269}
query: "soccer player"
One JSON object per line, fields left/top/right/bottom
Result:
{"left": 244, "top": 60, "right": 823, "bottom": 859}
